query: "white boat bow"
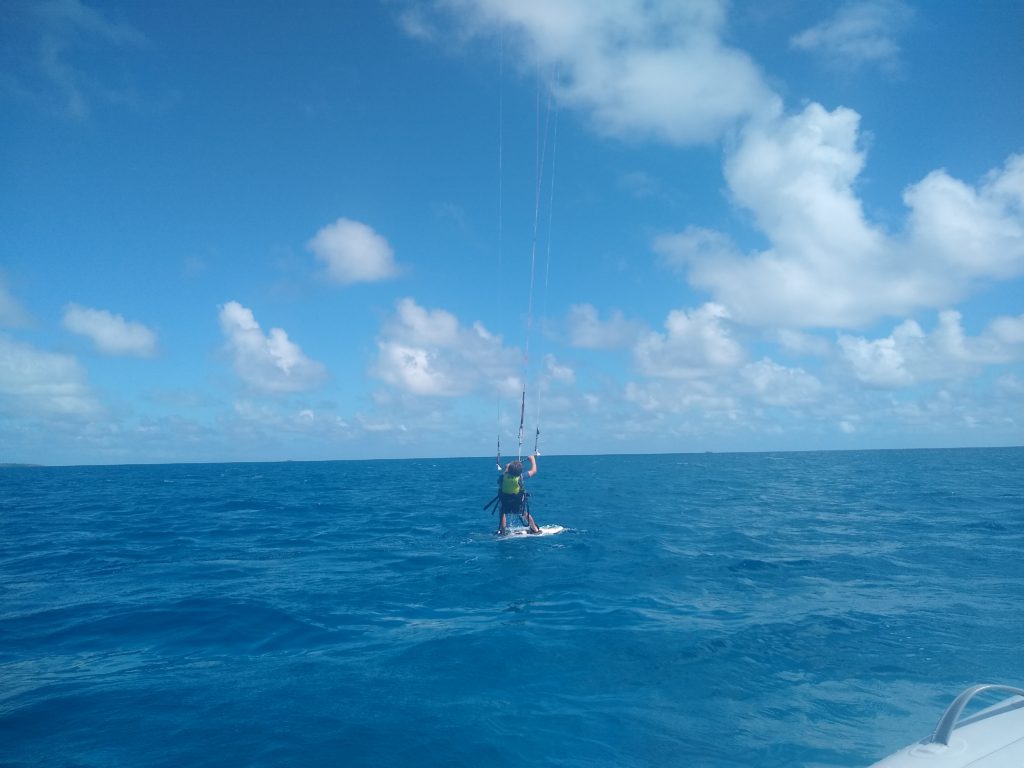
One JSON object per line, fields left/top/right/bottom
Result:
{"left": 869, "top": 684, "right": 1024, "bottom": 767}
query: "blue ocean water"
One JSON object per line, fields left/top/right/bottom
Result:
{"left": 1, "top": 448, "right": 1022, "bottom": 767}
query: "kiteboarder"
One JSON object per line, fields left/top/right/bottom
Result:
{"left": 493, "top": 454, "right": 540, "bottom": 536}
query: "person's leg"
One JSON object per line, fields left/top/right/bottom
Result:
{"left": 526, "top": 512, "right": 540, "bottom": 533}
{"left": 497, "top": 511, "right": 507, "bottom": 536}
{"left": 523, "top": 498, "right": 540, "bottom": 533}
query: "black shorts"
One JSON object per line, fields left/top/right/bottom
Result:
{"left": 499, "top": 492, "right": 526, "bottom": 516}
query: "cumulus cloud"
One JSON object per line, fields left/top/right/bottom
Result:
{"left": 839, "top": 310, "right": 1024, "bottom": 388}
{"left": 62, "top": 303, "right": 157, "bottom": 357}
{"left": 634, "top": 303, "right": 743, "bottom": 378}
{"left": 307, "top": 218, "right": 400, "bottom": 285}
{"left": 985, "top": 314, "right": 1024, "bottom": 347}
{"left": 567, "top": 304, "right": 645, "bottom": 349}
{"left": 402, "top": 2, "right": 1021, "bottom": 337}
{"left": 771, "top": 329, "right": 832, "bottom": 358}
{"left": 791, "top": 0, "right": 914, "bottom": 72}
{"left": 696, "top": 103, "right": 892, "bottom": 327}
{"left": 626, "top": 356, "right": 822, "bottom": 421}
{"left": 404, "top": 0, "right": 780, "bottom": 145}
{"left": 668, "top": 102, "right": 1024, "bottom": 328}
{"left": 218, "top": 301, "right": 327, "bottom": 393}
{"left": 839, "top": 325, "right": 918, "bottom": 388}
{"left": 624, "top": 379, "right": 738, "bottom": 416}
{"left": 903, "top": 155, "right": 1024, "bottom": 281}
{"left": 373, "top": 297, "right": 519, "bottom": 397}
{"left": 0, "top": 334, "right": 101, "bottom": 416}
{"left": 740, "top": 359, "right": 823, "bottom": 406}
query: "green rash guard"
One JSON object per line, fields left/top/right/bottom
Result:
{"left": 498, "top": 472, "right": 527, "bottom": 516}
{"left": 500, "top": 473, "right": 523, "bottom": 495}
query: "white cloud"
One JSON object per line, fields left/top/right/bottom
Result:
{"left": 985, "top": 315, "right": 1024, "bottom": 347}
{"left": 619, "top": 170, "right": 662, "bottom": 200}
{"left": 230, "top": 399, "right": 349, "bottom": 436}
{"left": 634, "top": 302, "right": 743, "bottom": 379}
{"left": 771, "top": 329, "right": 832, "bottom": 358}
{"left": 410, "top": 0, "right": 780, "bottom": 145}
{"left": 670, "top": 102, "right": 1024, "bottom": 328}
{"left": 396, "top": 7, "right": 437, "bottom": 41}
{"left": 994, "top": 374, "right": 1024, "bottom": 398}
{"left": 839, "top": 329, "right": 915, "bottom": 388}
{"left": 409, "top": 2, "right": 1020, "bottom": 337}
{"left": 0, "top": 334, "right": 101, "bottom": 416}
{"left": 36, "top": 0, "right": 148, "bottom": 46}
{"left": 740, "top": 359, "right": 823, "bottom": 406}
{"left": 903, "top": 155, "right": 1024, "bottom": 281}
{"left": 624, "top": 379, "right": 738, "bottom": 416}
{"left": 655, "top": 226, "right": 742, "bottom": 276}
{"left": 62, "top": 303, "right": 157, "bottom": 357}
{"left": 839, "top": 310, "right": 1024, "bottom": 388}
{"left": 566, "top": 304, "right": 644, "bottom": 349}
{"left": 12, "top": 0, "right": 150, "bottom": 119}
{"left": 218, "top": 301, "right": 327, "bottom": 393}
{"left": 791, "top": 0, "right": 914, "bottom": 72}
{"left": 0, "top": 274, "right": 31, "bottom": 328}
{"left": 703, "top": 103, "right": 891, "bottom": 327}
{"left": 307, "top": 218, "right": 399, "bottom": 285}
{"left": 373, "top": 297, "right": 519, "bottom": 397}
{"left": 543, "top": 353, "right": 575, "bottom": 385}
{"left": 403, "top": 3, "right": 1020, "bottom": 336}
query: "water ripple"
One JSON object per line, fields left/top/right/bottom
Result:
{"left": 1, "top": 449, "right": 1022, "bottom": 767}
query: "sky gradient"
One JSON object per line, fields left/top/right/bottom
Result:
{"left": 1, "top": 0, "right": 1022, "bottom": 465}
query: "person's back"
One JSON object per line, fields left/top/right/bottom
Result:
{"left": 499, "top": 469, "right": 524, "bottom": 497}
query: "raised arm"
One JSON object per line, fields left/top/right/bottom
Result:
{"left": 525, "top": 454, "right": 537, "bottom": 478}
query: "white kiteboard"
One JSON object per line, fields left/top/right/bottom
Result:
{"left": 502, "top": 525, "right": 565, "bottom": 538}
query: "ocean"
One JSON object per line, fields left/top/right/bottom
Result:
{"left": 1, "top": 448, "right": 1022, "bottom": 767}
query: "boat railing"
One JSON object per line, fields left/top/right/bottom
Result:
{"left": 928, "top": 683, "right": 1024, "bottom": 746}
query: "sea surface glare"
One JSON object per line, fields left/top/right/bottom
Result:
{"left": 1, "top": 448, "right": 1022, "bottom": 767}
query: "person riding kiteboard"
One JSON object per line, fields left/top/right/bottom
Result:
{"left": 485, "top": 454, "right": 541, "bottom": 535}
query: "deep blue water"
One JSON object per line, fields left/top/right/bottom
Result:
{"left": 1, "top": 448, "right": 1022, "bottom": 767}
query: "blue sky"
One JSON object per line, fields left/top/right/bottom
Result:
{"left": 1, "top": 0, "right": 1022, "bottom": 465}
